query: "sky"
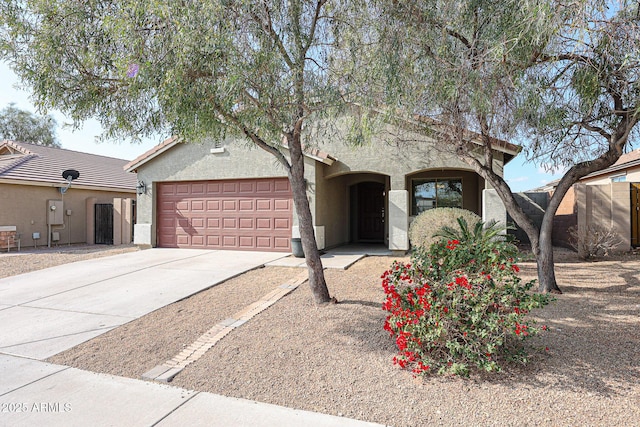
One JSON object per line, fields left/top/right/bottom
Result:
{"left": 0, "top": 61, "right": 564, "bottom": 192}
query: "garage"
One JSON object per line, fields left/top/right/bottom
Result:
{"left": 157, "top": 178, "right": 293, "bottom": 251}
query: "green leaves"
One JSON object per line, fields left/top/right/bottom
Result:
{"left": 382, "top": 225, "right": 551, "bottom": 377}
{"left": 0, "top": 103, "right": 59, "bottom": 147}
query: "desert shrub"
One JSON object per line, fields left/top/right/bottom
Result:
{"left": 409, "top": 207, "right": 481, "bottom": 249}
{"left": 382, "top": 220, "right": 551, "bottom": 376}
{"left": 568, "top": 224, "right": 622, "bottom": 260}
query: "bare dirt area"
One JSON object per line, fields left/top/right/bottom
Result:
{"left": 0, "top": 244, "right": 140, "bottom": 279}
{"left": 42, "top": 248, "right": 640, "bottom": 426}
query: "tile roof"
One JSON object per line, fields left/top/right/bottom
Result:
{"left": 0, "top": 140, "right": 137, "bottom": 191}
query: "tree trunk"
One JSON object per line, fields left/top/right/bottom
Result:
{"left": 533, "top": 225, "right": 562, "bottom": 293}
{"left": 288, "top": 133, "right": 332, "bottom": 304}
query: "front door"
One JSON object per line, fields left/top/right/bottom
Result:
{"left": 357, "top": 182, "right": 385, "bottom": 242}
{"left": 95, "top": 203, "right": 114, "bottom": 245}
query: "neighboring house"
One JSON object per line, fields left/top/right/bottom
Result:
{"left": 0, "top": 140, "right": 137, "bottom": 249}
{"left": 526, "top": 148, "right": 640, "bottom": 250}
{"left": 125, "top": 122, "right": 520, "bottom": 253}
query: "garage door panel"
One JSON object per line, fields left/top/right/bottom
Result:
{"left": 239, "top": 236, "right": 255, "bottom": 248}
{"left": 274, "top": 218, "right": 290, "bottom": 229}
{"left": 176, "top": 184, "right": 190, "bottom": 195}
{"left": 159, "top": 201, "right": 175, "bottom": 212}
{"left": 191, "top": 183, "right": 205, "bottom": 194}
{"left": 160, "top": 184, "right": 176, "bottom": 196}
{"left": 222, "top": 235, "right": 238, "bottom": 247}
{"left": 274, "top": 199, "right": 290, "bottom": 211}
{"left": 256, "top": 181, "right": 272, "bottom": 193}
{"left": 222, "top": 200, "right": 237, "bottom": 211}
{"left": 239, "top": 218, "right": 254, "bottom": 229}
{"left": 255, "top": 218, "right": 271, "bottom": 229}
{"left": 223, "top": 218, "right": 237, "bottom": 229}
{"left": 256, "top": 199, "right": 272, "bottom": 210}
{"left": 191, "top": 200, "right": 205, "bottom": 211}
{"left": 239, "top": 181, "right": 255, "bottom": 193}
{"left": 274, "top": 180, "right": 289, "bottom": 193}
{"left": 207, "top": 200, "right": 221, "bottom": 211}
{"left": 239, "top": 200, "right": 254, "bottom": 211}
{"left": 207, "top": 183, "right": 222, "bottom": 194}
{"left": 223, "top": 182, "right": 238, "bottom": 193}
{"left": 274, "top": 237, "right": 291, "bottom": 249}
{"left": 158, "top": 178, "right": 292, "bottom": 251}
{"left": 206, "top": 235, "right": 221, "bottom": 246}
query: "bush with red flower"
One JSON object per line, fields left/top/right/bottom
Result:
{"left": 382, "top": 218, "right": 551, "bottom": 376}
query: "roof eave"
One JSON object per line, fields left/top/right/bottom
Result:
{"left": 0, "top": 177, "right": 135, "bottom": 192}
{"left": 124, "top": 136, "right": 181, "bottom": 173}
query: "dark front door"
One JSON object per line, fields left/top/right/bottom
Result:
{"left": 357, "top": 182, "right": 385, "bottom": 242}
{"left": 95, "top": 203, "right": 114, "bottom": 245}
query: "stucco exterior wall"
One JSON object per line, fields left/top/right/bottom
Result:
{"left": 319, "top": 124, "right": 492, "bottom": 187}
{"left": 0, "top": 182, "right": 134, "bottom": 247}
{"left": 582, "top": 165, "right": 640, "bottom": 185}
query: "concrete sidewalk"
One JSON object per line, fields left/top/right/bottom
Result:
{"left": 0, "top": 354, "right": 383, "bottom": 427}
{"left": 0, "top": 248, "right": 385, "bottom": 426}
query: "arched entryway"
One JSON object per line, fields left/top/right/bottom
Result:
{"left": 350, "top": 181, "right": 385, "bottom": 243}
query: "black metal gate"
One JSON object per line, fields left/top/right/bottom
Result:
{"left": 95, "top": 203, "right": 114, "bottom": 245}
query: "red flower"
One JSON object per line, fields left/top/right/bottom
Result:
{"left": 512, "top": 265, "right": 520, "bottom": 273}
{"left": 446, "top": 239, "right": 460, "bottom": 250}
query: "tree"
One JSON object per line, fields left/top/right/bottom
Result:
{"left": 0, "top": 0, "right": 362, "bottom": 304}
{"left": 0, "top": 103, "right": 59, "bottom": 147}
{"left": 372, "top": 0, "right": 640, "bottom": 293}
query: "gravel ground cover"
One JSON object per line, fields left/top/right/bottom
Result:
{"left": 4, "top": 247, "right": 639, "bottom": 426}
{"left": 0, "top": 244, "right": 139, "bottom": 279}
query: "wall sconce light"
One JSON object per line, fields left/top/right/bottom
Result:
{"left": 136, "top": 180, "right": 147, "bottom": 195}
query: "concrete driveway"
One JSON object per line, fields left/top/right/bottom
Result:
{"left": 0, "top": 249, "right": 286, "bottom": 360}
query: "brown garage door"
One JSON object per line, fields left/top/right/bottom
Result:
{"left": 157, "top": 178, "right": 293, "bottom": 251}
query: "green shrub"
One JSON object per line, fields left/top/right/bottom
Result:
{"left": 409, "top": 207, "right": 481, "bottom": 249}
{"left": 382, "top": 220, "right": 551, "bottom": 377}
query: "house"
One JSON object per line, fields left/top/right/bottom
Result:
{"left": 527, "top": 148, "right": 640, "bottom": 250}
{"left": 0, "top": 140, "right": 137, "bottom": 249}
{"left": 124, "top": 124, "right": 520, "bottom": 253}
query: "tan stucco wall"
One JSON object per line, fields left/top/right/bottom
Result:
{"left": 318, "top": 125, "right": 492, "bottom": 188}
{"left": 0, "top": 182, "right": 134, "bottom": 247}
{"left": 581, "top": 165, "right": 640, "bottom": 185}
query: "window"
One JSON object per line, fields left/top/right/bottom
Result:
{"left": 611, "top": 174, "right": 626, "bottom": 183}
{"left": 412, "top": 178, "right": 463, "bottom": 215}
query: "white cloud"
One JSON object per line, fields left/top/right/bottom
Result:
{"left": 506, "top": 176, "right": 529, "bottom": 183}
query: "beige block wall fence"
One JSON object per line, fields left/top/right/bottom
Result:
{"left": 574, "top": 182, "right": 631, "bottom": 251}
{"left": 0, "top": 182, "right": 134, "bottom": 249}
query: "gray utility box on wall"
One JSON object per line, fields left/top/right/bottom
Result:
{"left": 47, "top": 200, "right": 64, "bottom": 225}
